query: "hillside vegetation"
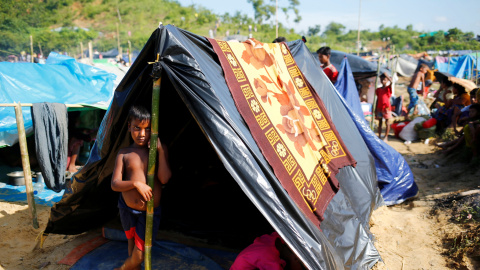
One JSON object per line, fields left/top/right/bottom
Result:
{"left": 1, "top": 0, "right": 479, "bottom": 59}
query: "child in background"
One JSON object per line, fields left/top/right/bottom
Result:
{"left": 111, "top": 105, "right": 171, "bottom": 270}
{"left": 407, "top": 64, "right": 429, "bottom": 117}
{"left": 316, "top": 47, "right": 338, "bottom": 84}
{"left": 375, "top": 73, "right": 393, "bottom": 142}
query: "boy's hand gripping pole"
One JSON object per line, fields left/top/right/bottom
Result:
{"left": 145, "top": 53, "right": 162, "bottom": 270}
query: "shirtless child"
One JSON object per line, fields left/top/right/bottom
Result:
{"left": 407, "top": 64, "right": 429, "bottom": 118}
{"left": 111, "top": 105, "right": 171, "bottom": 270}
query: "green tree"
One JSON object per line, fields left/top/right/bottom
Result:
{"left": 247, "top": 0, "right": 301, "bottom": 24}
{"left": 307, "top": 24, "right": 321, "bottom": 36}
{"left": 323, "top": 22, "right": 345, "bottom": 37}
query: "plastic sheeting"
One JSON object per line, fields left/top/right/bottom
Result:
{"left": 435, "top": 55, "right": 478, "bottom": 79}
{"left": 392, "top": 57, "right": 417, "bottom": 77}
{"left": 45, "top": 26, "right": 383, "bottom": 269}
{"left": 328, "top": 51, "right": 390, "bottom": 81}
{"left": 0, "top": 52, "right": 116, "bottom": 147}
{"left": 334, "top": 57, "right": 418, "bottom": 205}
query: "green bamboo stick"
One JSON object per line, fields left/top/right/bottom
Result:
{"left": 144, "top": 70, "right": 161, "bottom": 270}
{"left": 370, "top": 55, "right": 382, "bottom": 130}
{"left": 14, "top": 102, "right": 39, "bottom": 229}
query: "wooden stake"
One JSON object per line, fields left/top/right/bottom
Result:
{"left": 145, "top": 55, "right": 161, "bottom": 270}
{"left": 128, "top": 40, "right": 132, "bottom": 65}
{"left": 370, "top": 55, "right": 382, "bottom": 130}
{"left": 88, "top": 41, "right": 93, "bottom": 62}
{"left": 30, "top": 35, "right": 34, "bottom": 63}
{"left": 14, "top": 102, "right": 39, "bottom": 229}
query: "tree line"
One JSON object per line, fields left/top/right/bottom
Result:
{"left": 1, "top": 0, "right": 478, "bottom": 60}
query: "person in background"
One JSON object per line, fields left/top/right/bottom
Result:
{"left": 316, "top": 46, "right": 338, "bottom": 84}
{"left": 272, "top": 37, "right": 287, "bottom": 43}
{"left": 406, "top": 64, "right": 429, "bottom": 118}
{"left": 375, "top": 73, "right": 393, "bottom": 141}
{"left": 230, "top": 232, "right": 305, "bottom": 270}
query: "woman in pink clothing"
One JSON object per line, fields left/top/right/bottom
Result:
{"left": 317, "top": 46, "right": 338, "bottom": 84}
{"left": 230, "top": 232, "right": 304, "bottom": 270}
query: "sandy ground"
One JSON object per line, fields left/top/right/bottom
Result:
{"left": 0, "top": 81, "right": 479, "bottom": 269}
{"left": 1, "top": 140, "right": 478, "bottom": 270}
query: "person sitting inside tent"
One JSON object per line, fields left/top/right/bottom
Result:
{"left": 111, "top": 105, "right": 172, "bottom": 270}
{"left": 406, "top": 64, "right": 429, "bottom": 119}
{"left": 230, "top": 232, "right": 305, "bottom": 270}
{"left": 316, "top": 46, "right": 338, "bottom": 84}
{"left": 67, "top": 112, "right": 93, "bottom": 174}
{"left": 437, "top": 103, "right": 480, "bottom": 157}
{"left": 375, "top": 73, "right": 393, "bottom": 141}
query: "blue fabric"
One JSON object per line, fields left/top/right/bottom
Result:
{"left": 435, "top": 54, "right": 477, "bottom": 79}
{"left": 0, "top": 52, "right": 116, "bottom": 147}
{"left": 70, "top": 240, "right": 234, "bottom": 270}
{"left": 407, "top": 87, "right": 419, "bottom": 111}
{"left": 334, "top": 58, "right": 418, "bottom": 205}
{"left": 0, "top": 181, "right": 64, "bottom": 207}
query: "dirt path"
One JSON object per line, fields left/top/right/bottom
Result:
{"left": 372, "top": 138, "right": 480, "bottom": 270}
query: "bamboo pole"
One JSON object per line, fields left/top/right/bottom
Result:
{"left": 476, "top": 52, "right": 478, "bottom": 85}
{"left": 128, "top": 40, "right": 132, "bottom": 65}
{"left": 370, "top": 55, "right": 382, "bottom": 130}
{"left": 30, "top": 35, "right": 34, "bottom": 63}
{"left": 447, "top": 54, "right": 451, "bottom": 74}
{"left": 0, "top": 103, "right": 87, "bottom": 108}
{"left": 391, "top": 56, "right": 398, "bottom": 97}
{"left": 88, "top": 41, "right": 93, "bottom": 62}
{"left": 145, "top": 55, "right": 161, "bottom": 270}
{"left": 14, "top": 102, "right": 39, "bottom": 229}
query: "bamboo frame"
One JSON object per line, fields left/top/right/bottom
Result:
{"left": 370, "top": 55, "right": 382, "bottom": 130}
{"left": 144, "top": 64, "right": 161, "bottom": 270}
{"left": 0, "top": 103, "right": 87, "bottom": 108}
{"left": 14, "top": 102, "right": 39, "bottom": 229}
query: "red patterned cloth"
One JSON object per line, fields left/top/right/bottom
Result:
{"left": 208, "top": 38, "right": 356, "bottom": 227}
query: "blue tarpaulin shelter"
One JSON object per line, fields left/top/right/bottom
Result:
{"left": 334, "top": 57, "right": 418, "bottom": 205}
{"left": 435, "top": 54, "right": 478, "bottom": 79}
{"left": 0, "top": 52, "right": 116, "bottom": 147}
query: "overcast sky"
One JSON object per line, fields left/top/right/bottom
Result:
{"left": 176, "top": 0, "right": 480, "bottom": 35}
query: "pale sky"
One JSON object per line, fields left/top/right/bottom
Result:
{"left": 176, "top": 0, "right": 480, "bottom": 35}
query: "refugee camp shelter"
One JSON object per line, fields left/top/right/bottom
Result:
{"left": 0, "top": 52, "right": 116, "bottom": 147}
{"left": 45, "top": 25, "right": 383, "bottom": 269}
{"left": 334, "top": 58, "right": 418, "bottom": 205}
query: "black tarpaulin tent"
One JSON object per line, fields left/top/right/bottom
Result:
{"left": 45, "top": 25, "right": 383, "bottom": 269}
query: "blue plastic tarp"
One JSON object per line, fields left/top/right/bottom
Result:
{"left": 435, "top": 54, "right": 478, "bottom": 79}
{"left": 334, "top": 58, "right": 418, "bottom": 205}
{"left": 0, "top": 52, "right": 116, "bottom": 147}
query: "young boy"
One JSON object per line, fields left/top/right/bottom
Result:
{"left": 407, "top": 64, "right": 429, "bottom": 117}
{"left": 316, "top": 46, "right": 338, "bottom": 84}
{"left": 375, "top": 73, "right": 393, "bottom": 141}
{"left": 111, "top": 105, "right": 171, "bottom": 270}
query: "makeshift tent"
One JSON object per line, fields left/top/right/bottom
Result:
{"left": 391, "top": 56, "right": 417, "bottom": 77}
{"left": 435, "top": 54, "right": 478, "bottom": 79}
{"left": 0, "top": 52, "right": 116, "bottom": 147}
{"left": 328, "top": 50, "right": 389, "bottom": 81}
{"left": 334, "top": 58, "right": 418, "bottom": 205}
{"left": 45, "top": 25, "right": 383, "bottom": 269}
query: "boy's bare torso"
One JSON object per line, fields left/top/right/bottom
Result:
{"left": 409, "top": 71, "right": 424, "bottom": 89}
{"left": 120, "top": 147, "right": 162, "bottom": 211}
